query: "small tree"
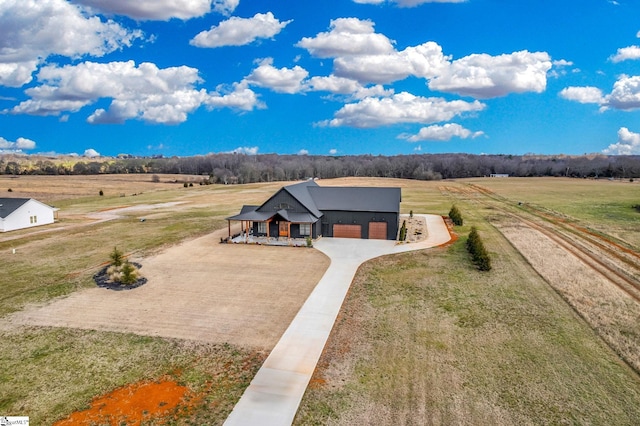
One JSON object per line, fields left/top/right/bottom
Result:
{"left": 110, "top": 247, "right": 124, "bottom": 267}
{"left": 399, "top": 220, "right": 407, "bottom": 241}
{"left": 466, "top": 227, "right": 491, "bottom": 271}
{"left": 120, "top": 261, "right": 138, "bottom": 285}
{"left": 99, "top": 189, "right": 104, "bottom": 196}
{"left": 449, "top": 205, "right": 463, "bottom": 226}
{"left": 409, "top": 210, "right": 414, "bottom": 219}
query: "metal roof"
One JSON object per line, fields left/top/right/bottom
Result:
{"left": 0, "top": 198, "right": 30, "bottom": 219}
{"left": 227, "top": 206, "right": 320, "bottom": 223}
{"left": 308, "top": 187, "right": 401, "bottom": 213}
{"left": 282, "top": 180, "right": 322, "bottom": 217}
{"left": 227, "top": 181, "right": 401, "bottom": 222}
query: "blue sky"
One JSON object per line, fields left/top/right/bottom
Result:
{"left": 1, "top": 0, "right": 640, "bottom": 157}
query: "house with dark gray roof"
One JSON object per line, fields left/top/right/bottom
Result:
{"left": 0, "top": 198, "right": 57, "bottom": 232}
{"left": 227, "top": 180, "right": 401, "bottom": 241}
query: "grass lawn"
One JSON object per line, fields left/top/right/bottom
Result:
{"left": 469, "top": 177, "right": 640, "bottom": 248}
{"left": 296, "top": 220, "right": 640, "bottom": 425}
{"left": 1, "top": 175, "right": 639, "bottom": 424}
{"left": 0, "top": 176, "right": 281, "bottom": 424}
{"left": 296, "top": 178, "right": 640, "bottom": 425}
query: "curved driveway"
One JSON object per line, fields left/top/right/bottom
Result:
{"left": 224, "top": 214, "right": 451, "bottom": 425}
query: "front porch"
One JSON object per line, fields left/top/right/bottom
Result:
{"left": 229, "top": 233, "right": 312, "bottom": 247}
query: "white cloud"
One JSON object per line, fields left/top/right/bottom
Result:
{"left": 609, "top": 46, "right": 640, "bottom": 63}
{"left": 299, "top": 19, "right": 549, "bottom": 98}
{"left": 429, "top": 50, "right": 552, "bottom": 98}
{"left": 231, "top": 146, "right": 259, "bottom": 155}
{"left": 561, "top": 76, "right": 640, "bottom": 111}
{"left": 306, "top": 75, "right": 393, "bottom": 99}
{"left": 191, "top": 12, "right": 292, "bottom": 48}
{"left": 299, "top": 19, "right": 449, "bottom": 85}
{"left": 297, "top": 149, "right": 309, "bottom": 155}
{"left": 0, "top": 136, "right": 36, "bottom": 151}
{"left": 605, "top": 75, "right": 640, "bottom": 110}
{"left": 245, "top": 58, "right": 309, "bottom": 94}
{"left": 603, "top": 127, "right": 640, "bottom": 155}
{"left": 549, "top": 59, "right": 576, "bottom": 78}
{"left": 296, "top": 18, "right": 395, "bottom": 58}
{"left": 334, "top": 42, "right": 450, "bottom": 84}
{"left": 403, "top": 123, "right": 484, "bottom": 142}
{"left": 559, "top": 86, "right": 605, "bottom": 104}
{"left": 213, "top": 0, "right": 239, "bottom": 15}
{"left": 329, "top": 148, "right": 338, "bottom": 155}
{"left": 76, "top": 0, "right": 239, "bottom": 20}
{"left": 321, "top": 91, "right": 485, "bottom": 128}
{"left": 207, "top": 82, "right": 265, "bottom": 111}
{"left": 74, "top": 0, "right": 217, "bottom": 20}
{"left": 0, "top": 0, "right": 142, "bottom": 87}
{"left": 7, "top": 61, "right": 216, "bottom": 124}
{"left": 84, "top": 148, "right": 100, "bottom": 157}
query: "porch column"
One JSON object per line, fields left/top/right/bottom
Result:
{"left": 228, "top": 220, "right": 231, "bottom": 239}
{"left": 266, "top": 219, "right": 271, "bottom": 238}
{"left": 245, "top": 221, "right": 250, "bottom": 243}
{"left": 288, "top": 222, "right": 291, "bottom": 241}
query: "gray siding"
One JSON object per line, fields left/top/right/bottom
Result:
{"left": 320, "top": 211, "right": 399, "bottom": 239}
{"left": 258, "top": 189, "right": 308, "bottom": 214}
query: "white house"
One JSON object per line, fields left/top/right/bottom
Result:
{"left": 0, "top": 198, "right": 57, "bottom": 232}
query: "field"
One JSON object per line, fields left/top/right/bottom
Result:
{"left": 1, "top": 175, "right": 639, "bottom": 424}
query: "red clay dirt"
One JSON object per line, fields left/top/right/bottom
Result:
{"left": 53, "top": 379, "right": 192, "bottom": 426}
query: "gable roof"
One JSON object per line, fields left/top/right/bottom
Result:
{"left": 0, "top": 198, "right": 30, "bottom": 219}
{"left": 282, "top": 180, "right": 322, "bottom": 217}
{"left": 227, "top": 180, "right": 401, "bottom": 222}
{"left": 226, "top": 206, "right": 320, "bottom": 223}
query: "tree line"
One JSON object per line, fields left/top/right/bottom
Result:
{"left": 2, "top": 153, "right": 639, "bottom": 183}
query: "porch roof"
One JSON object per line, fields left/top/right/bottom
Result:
{"left": 227, "top": 206, "right": 319, "bottom": 223}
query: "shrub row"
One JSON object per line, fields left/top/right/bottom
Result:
{"left": 466, "top": 227, "right": 492, "bottom": 271}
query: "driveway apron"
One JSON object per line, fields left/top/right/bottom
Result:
{"left": 224, "top": 215, "right": 451, "bottom": 425}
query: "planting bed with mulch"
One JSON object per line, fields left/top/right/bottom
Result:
{"left": 93, "top": 262, "right": 147, "bottom": 290}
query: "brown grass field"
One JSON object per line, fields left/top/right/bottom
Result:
{"left": 1, "top": 174, "right": 639, "bottom": 425}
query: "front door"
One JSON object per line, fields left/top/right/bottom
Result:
{"left": 279, "top": 221, "right": 289, "bottom": 237}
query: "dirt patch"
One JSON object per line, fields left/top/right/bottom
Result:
{"left": 53, "top": 379, "right": 190, "bottom": 426}
{"left": 439, "top": 216, "right": 458, "bottom": 247}
{"left": 8, "top": 226, "right": 331, "bottom": 350}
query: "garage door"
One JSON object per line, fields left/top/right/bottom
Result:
{"left": 333, "top": 224, "right": 362, "bottom": 239}
{"left": 368, "top": 222, "right": 387, "bottom": 240}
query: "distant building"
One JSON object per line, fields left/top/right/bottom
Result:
{"left": 490, "top": 174, "right": 510, "bottom": 178}
{"left": 0, "top": 198, "right": 57, "bottom": 232}
{"left": 227, "top": 180, "right": 401, "bottom": 240}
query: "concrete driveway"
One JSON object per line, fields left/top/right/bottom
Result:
{"left": 224, "top": 214, "right": 451, "bottom": 425}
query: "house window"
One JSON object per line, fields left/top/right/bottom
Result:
{"left": 299, "top": 223, "right": 311, "bottom": 236}
{"left": 277, "top": 203, "right": 291, "bottom": 210}
{"left": 30, "top": 216, "right": 37, "bottom": 224}
{"left": 257, "top": 222, "right": 267, "bottom": 234}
